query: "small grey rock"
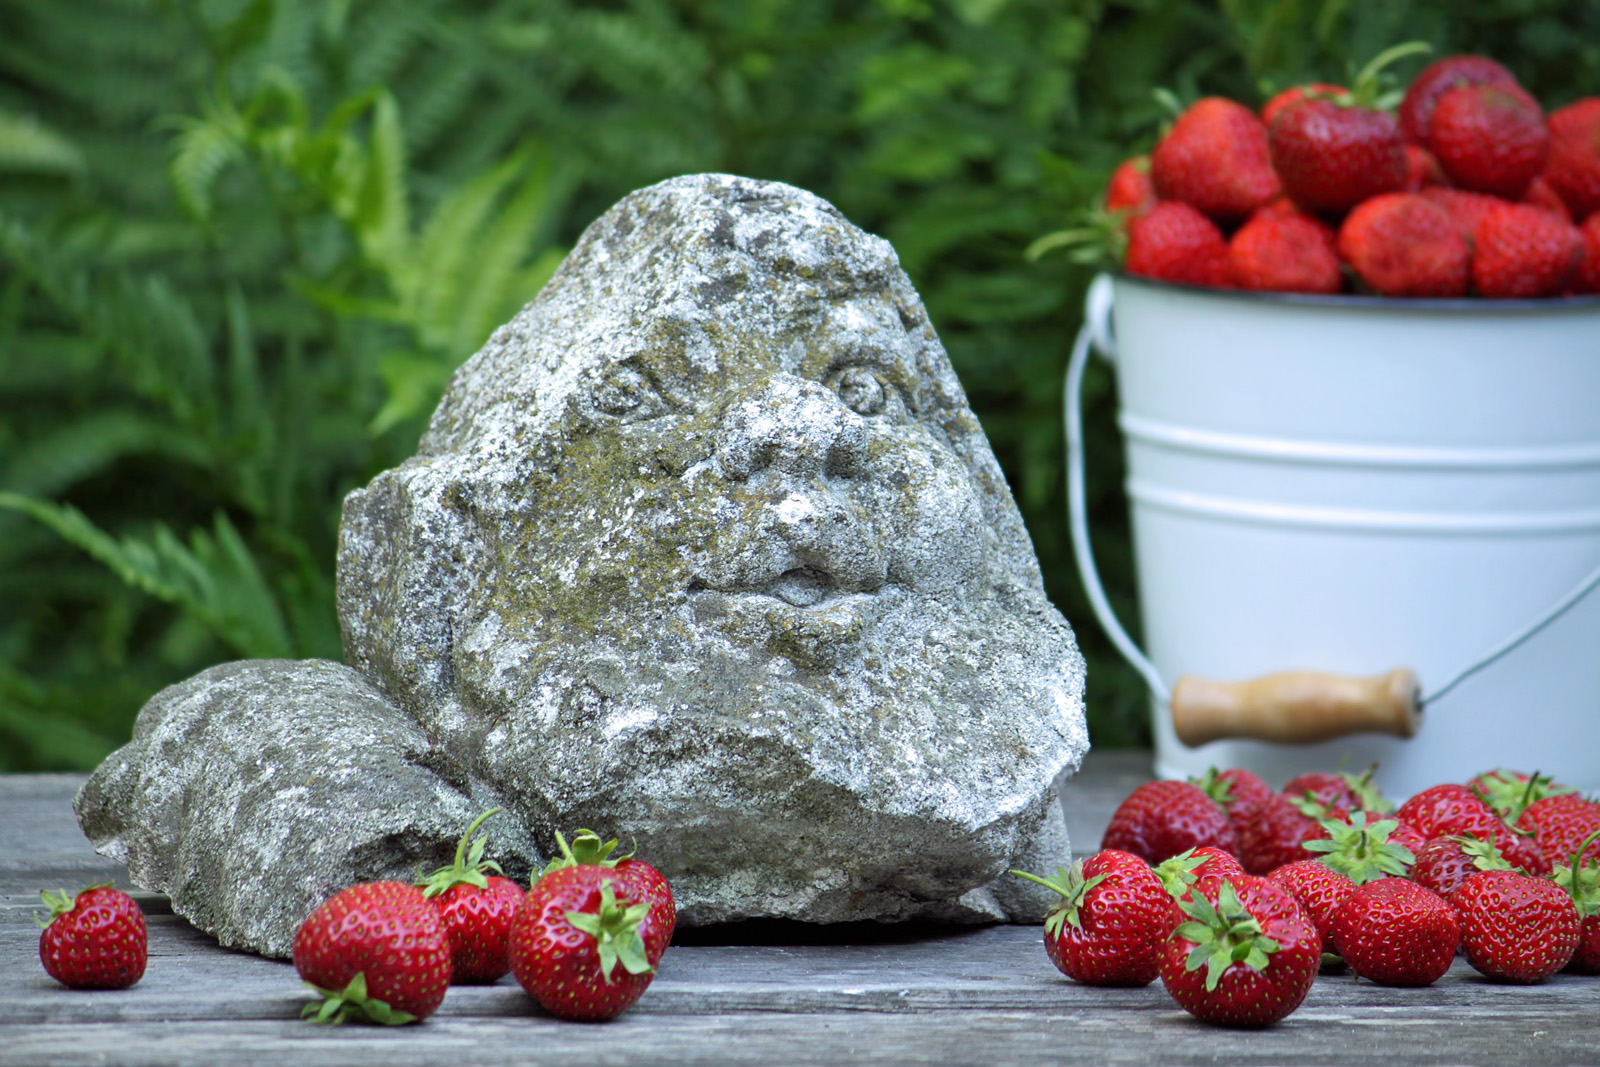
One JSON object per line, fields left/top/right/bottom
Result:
{"left": 75, "top": 659, "right": 538, "bottom": 958}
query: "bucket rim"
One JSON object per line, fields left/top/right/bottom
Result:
{"left": 1111, "top": 271, "right": 1600, "bottom": 314}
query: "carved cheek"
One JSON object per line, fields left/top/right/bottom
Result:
{"left": 862, "top": 434, "right": 988, "bottom": 594}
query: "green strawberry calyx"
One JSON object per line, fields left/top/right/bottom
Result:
{"left": 565, "top": 879, "right": 654, "bottom": 983}
{"left": 1025, "top": 206, "right": 1128, "bottom": 270}
{"left": 1552, "top": 829, "right": 1600, "bottom": 921}
{"left": 1344, "top": 41, "right": 1434, "bottom": 111}
{"left": 1303, "top": 811, "right": 1415, "bottom": 885}
{"left": 1175, "top": 881, "right": 1281, "bottom": 993}
{"left": 1010, "top": 862, "right": 1108, "bottom": 939}
{"left": 1340, "top": 766, "right": 1394, "bottom": 815}
{"left": 1449, "top": 834, "right": 1515, "bottom": 874}
{"left": 541, "top": 829, "right": 632, "bottom": 878}
{"left": 418, "top": 808, "right": 505, "bottom": 898}
{"left": 1481, "top": 770, "right": 1575, "bottom": 824}
{"left": 1191, "top": 768, "right": 1234, "bottom": 811}
{"left": 35, "top": 883, "right": 112, "bottom": 928}
{"left": 1153, "top": 848, "right": 1213, "bottom": 901}
{"left": 301, "top": 971, "right": 417, "bottom": 1026}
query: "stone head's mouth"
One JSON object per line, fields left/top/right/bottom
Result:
{"left": 767, "top": 567, "right": 832, "bottom": 607}
{"left": 689, "top": 565, "right": 881, "bottom": 611}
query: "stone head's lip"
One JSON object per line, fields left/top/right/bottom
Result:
{"left": 688, "top": 567, "right": 881, "bottom": 611}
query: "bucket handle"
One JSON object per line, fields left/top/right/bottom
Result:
{"left": 1064, "top": 273, "right": 1600, "bottom": 746}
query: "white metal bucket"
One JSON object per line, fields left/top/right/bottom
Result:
{"left": 1086, "top": 274, "right": 1600, "bottom": 798}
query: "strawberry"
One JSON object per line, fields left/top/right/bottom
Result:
{"left": 1101, "top": 778, "right": 1237, "bottom": 865}
{"left": 1552, "top": 831, "right": 1600, "bottom": 974}
{"left": 37, "top": 884, "right": 147, "bottom": 990}
{"left": 1337, "top": 193, "right": 1471, "bottom": 297}
{"left": 1523, "top": 175, "right": 1574, "bottom": 222}
{"left": 1150, "top": 97, "right": 1281, "bottom": 222}
{"left": 1124, "top": 201, "right": 1232, "bottom": 287}
{"left": 418, "top": 808, "right": 524, "bottom": 984}
{"left": 1228, "top": 211, "right": 1343, "bottom": 293}
{"left": 1160, "top": 875, "right": 1320, "bottom": 1028}
{"left": 1420, "top": 186, "right": 1507, "bottom": 242}
{"left": 1301, "top": 810, "right": 1418, "bottom": 883}
{"left": 1266, "top": 860, "right": 1356, "bottom": 957}
{"left": 1104, "top": 155, "right": 1156, "bottom": 217}
{"left": 1397, "top": 782, "right": 1547, "bottom": 874}
{"left": 1155, "top": 845, "right": 1248, "bottom": 906}
{"left": 1516, "top": 794, "right": 1600, "bottom": 871}
{"left": 1576, "top": 213, "right": 1600, "bottom": 294}
{"left": 1404, "top": 144, "right": 1448, "bottom": 191}
{"left": 1194, "top": 766, "right": 1278, "bottom": 846}
{"left": 1544, "top": 97, "right": 1600, "bottom": 221}
{"left": 1261, "top": 83, "right": 1345, "bottom": 129}
{"left": 1453, "top": 869, "right": 1580, "bottom": 983}
{"left": 1427, "top": 82, "right": 1549, "bottom": 199}
{"left": 1409, "top": 834, "right": 1513, "bottom": 900}
{"left": 1467, "top": 769, "right": 1575, "bottom": 824}
{"left": 293, "top": 881, "right": 451, "bottom": 1024}
{"left": 1013, "top": 850, "right": 1180, "bottom": 987}
{"left": 1328, "top": 877, "right": 1459, "bottom": 987}
{"left": 1398, "top": 55, "right": 1519, "bottom": 146}
{"left": 1472, "top": 201, "right": 1585, "bottom": 298}
{"left": 539, "top": 830, "right": 676, "bottom": 962}
{"left": 1284, "top": 767, "right": 1392, "bottom": 814}
{"left": 509, "top": 866, "right": 661, "bottom": 1020}
{"left": 1238, "top": 791, "right": 1327, "bottom": 875}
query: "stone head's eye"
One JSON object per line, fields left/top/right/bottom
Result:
{"left": 834, "top": 366, "right": 886, "bottom": 415}
{"left": 594, "top": 365, "right": 661, "bottom": 417}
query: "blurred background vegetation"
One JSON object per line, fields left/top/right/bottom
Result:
{"left": 2, "top": 0, "right": 1597, "bottom": 770}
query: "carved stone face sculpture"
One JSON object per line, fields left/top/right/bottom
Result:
{"left": 337, "top": 174, "right": 1086, "bottom": 923}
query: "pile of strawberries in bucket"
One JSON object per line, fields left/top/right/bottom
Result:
{"left": 1089, "top": 49, "right": 1600, "bottom": 298}
{"left": 1015, "top": 766, "right": 1600, "bottom": 1028}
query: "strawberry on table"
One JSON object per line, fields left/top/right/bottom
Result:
{"left": 1516, "top": 794, "right": 1600, "bottom": 871}
{"left": 1426, "top": 82, "right": 1549, "bottom": 198}
{"left": 1337, "top": 193, "right": 1471, "bottom": 297}
{"left": 1156, "top": 845, "right": 1248, "bottom": 906}
{"left": 1468, "top": 769, "right": 1576, "bottom": 824}
{"left": 1552, "top": 831, "right": 1600, "bottom": 974}
{"left": 1151, "top": 97, "right": 1281, "bottom": 223}
{"left": 1301, "top": 810, "right": 1419, "bottom": 883}
{"left": 1398, "top": 54, "right": 1520, "bottom": 146}
{"left": 509, "top": 864, "right": 663, "bottom": 1021}
{"left": 1409, "top": 834, "right": 1514, "bottom": 901}
{"left": 539, "top": 829, "right": 676, "bottom": 962}
{"left": 1013, "top": 850, "right": 1180, "bottom": 987}
{"left": 1472, "top": 201, "right": 1585, "bottom": 298}
{"left": 1398, "top": 782, "right": 1547, "bottom": 874}
{"left": 37, "top": 884, "right": 147, "bottom": 990}
{"left": 1329, "top": 877, "right": 1459, "bottom": 987}
{"left": 1238, "top": 791, "right": 1329, "bottom": 875}
{"left": 418, "top": 808, "right": 525, "bottom": 984}
{"left": 1284, "top": 768, "right": 1392, "bottom": 815}
{"left": 1453, "top": 869, "right": 1580, "bottom": 983}
{"left": 293, "top": 881, "right": 451, "bottom": 1024}
{"left": 1194, "top": 767, "right": 1278, "bottom": 852}
{"left": 1266, "top": 860, "right": 1356, "bottom": 959}
{"left": 1124, "top": 201, "right": 1232, "bottom": 288}
{"left": 1160, "top": 875, "right": 1320, "bottom": 1028}
{"left": 1101, "top": 778, "right": 1237, "bottom": 866}
{"left": 1544, "top": 97, "right": 1600, "bottom": 221}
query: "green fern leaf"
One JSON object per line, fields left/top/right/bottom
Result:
{"left": 0, "top": 106, "right": 86, "bottom": 174}
{"left": 169, "top": 117, "right": 244, "bottom": 223}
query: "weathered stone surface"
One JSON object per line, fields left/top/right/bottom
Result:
{"left": 336, "top": 173, "right": 1088, "bottom": 925}
{"left": 75, "top": 659, "right": 539, "bottom": 958}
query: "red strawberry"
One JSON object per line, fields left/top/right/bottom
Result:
{"left": 1151, "top": 97, "right": 1281, "bottom": 222}
{"left": 1124, "top": 201, "right": 1232, "bottom": 287}
{"left": 1428, "top": 82, "right": 1549, "bottom": 199}
{"left": 1266, "top": 860, "right": 1356, "bottom": 957}
{"left": 1338, "top": 193, "right": 1471, "bottom": 297}
{"left": 1467, "top": 769, "right": 1576, "bottom": 824}
{"left": 1398, "top": 55, "right": 1519, "bottom": 146}
{"left": 1472, "top": 202, "right": 1585, "bottom": 298}
{"left": 1269, "top": 93, "right": 1409, "bottom": 216}
{"left": 509, "top": 866, "right": 661, "bottom": 1020}
{"left": 1238, "top": 791, "right": 1326, "bottom": 875}
{"left": 1104, "top": 155, "right": 1156, "bottom": 217}
{"left": 37, "top": 884, "right": 147, "bottom": 990}
{"left": 1544, "top": 97, "right": 1600, "bottom": 221}
{"left": 1397, "top": 783, "right": 1547, "bottom": 874}
{"left": 1453, "top": 869, "right": 1580, "bottom": 982}
{"left": 1409, "top": 835, "right": 1513, "bottom": 900}
{"left": 1523, "top": 175, "right": 1574, "bottom": 222}
{"left": 1228, "top": 212, "right": 1343, "bottom": 293}
{"left": 1517, "top": 794, "right": 1600, "bottom": 870}
{"left": 1552, "top": 830, "right": 1600, "bottom": 974}
{"left": 294, "top": 881, "right": 451, "bottom": 1024}
{"left": 1576, "top": 214, "right": 1600, "bottom": 294}
{"left": 1195, "top": 766, "right": 1278, "bottom": 845}
{"left": 1420, "top": 186, "right": 1508, "bottom": 242}
{"left": 1404, "top": 144, "right": 1448, "bottom": 191}
{"left": 540, "top": 830, "right": 676, "bottom": 962}
{"left": 1284, "top": 767, "right": 1392, "bottom": 814}
{"left": 1160, "top": 875, "right": 1320, "bottom": 1028}
{"left": 418, "top": 808, "right": 524, "bottom": 984}
{"left": 1261, "top": 83, "right": 1345, "bottom": 129}
{"left": 1102, "top": 778, "right": 1237, "bottom": 865}
{"left": 1013, "top": 850, "right": 1180, "bottom": 987}
{"left": 1329, "top": 878, "right": 1459, "bottom": 986}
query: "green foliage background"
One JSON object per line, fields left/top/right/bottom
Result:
{"left": 1, "top": 0, "right": 1596, "bottom": 770}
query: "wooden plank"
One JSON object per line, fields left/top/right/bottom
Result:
{"left": 4, "top": 753, "right": 1599, "bottom": 1067}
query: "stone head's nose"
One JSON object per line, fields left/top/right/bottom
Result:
{"left": 714, "top": 375, "right": 868, "bottom": 482}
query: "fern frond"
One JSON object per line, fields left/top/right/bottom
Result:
{"left": 169, "top": 116, "right": 244, "bottom": 223}
{"left": 0, "top": 409, "right": 214, "bottom": 498}
{"left": 0, "top": 106, "right": 86, "bottom": 174}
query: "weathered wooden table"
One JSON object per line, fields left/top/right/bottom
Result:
{"left": 3, "top": 751, "right": 1596, "bottom": 1065}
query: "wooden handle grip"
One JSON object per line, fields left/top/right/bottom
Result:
{"left": 1170, "top": 668, "right": 1422, "bottom": 747}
